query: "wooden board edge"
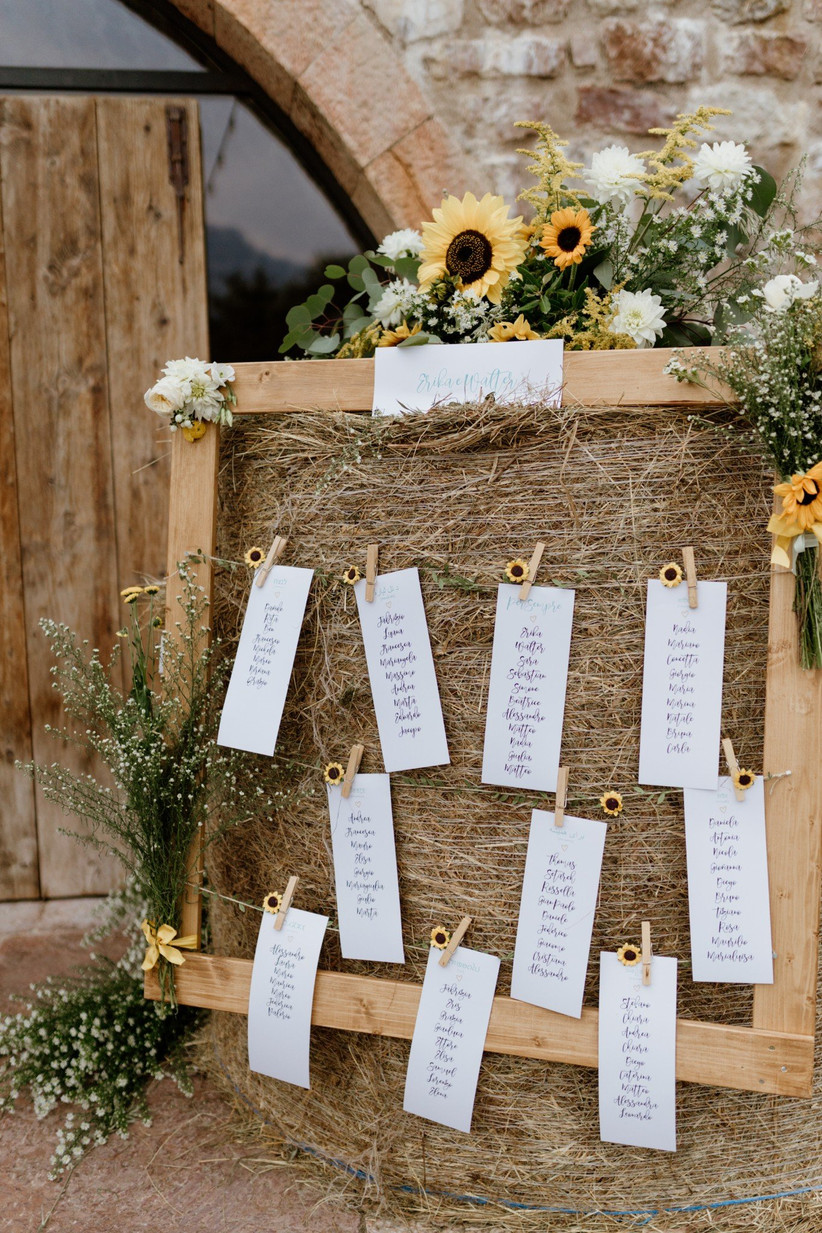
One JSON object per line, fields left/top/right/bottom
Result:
{"left": 145, "top": 954, "right": 814, "bottom": 1097}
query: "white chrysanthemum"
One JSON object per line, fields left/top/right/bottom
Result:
{"left": 583, "top": 145, "right": 646, "bottom": 207}
{"left": 377, "top": 229, "right": 423, "bottom": 261}
{"left": 611, "top": 288, "right": 667, "bottom": 348}
{"left": 373, "top": 278, "right": 417, "bottom": 326}
{"left": 144, "top": 376, "right": 186, "bottom": 416}
{"left": 692, "top": 141, "right": 754, "bottom": 192}
{"left": 162, "top": 356, "right": 211, "bottom": 388}
{"left": 757, "top": 273, "right": 819, "bottom": 313}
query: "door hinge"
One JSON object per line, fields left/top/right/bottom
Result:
{"left": 165, "top": 104, "right": 190, "bottom": 265}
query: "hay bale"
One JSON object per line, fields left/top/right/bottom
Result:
{"left": 202, "top": 397, "right": 822, "bottom": 1224}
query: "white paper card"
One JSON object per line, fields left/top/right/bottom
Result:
{"left": 684, "top": 776, "right": 773, "bottom": 984}
{"left": 372, "top": 339, "right": 564, "bottom": 417}
{"left": 511, "top": 809, "right": 606, "bottom": 1018}
{"left": 247, "top": 907, "right": 328, "bottom": 1089}
{"left": 403, "top": 945, "right": 500, "bottom": 1132}
{"left": 598, "top": 952, "right": 678, "bottom": 1152}
{"left": 638, "top": 579, "right": 727, "bottom": 790}
{"left": 355, "top": 567, "right": 449, "bottom": 772}
{"left": 326, "top": 774, "right": 405, "bottom": 964}
{"left": 217, "top": 566, "right": 313, "bottom": 756}
{"left": 481, "top": 583, "right": 574, "bottom": 792}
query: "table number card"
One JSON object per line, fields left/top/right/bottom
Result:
{"left": 372, "top": 338, "right": 564, "bottom": 417}
{"left": 403, "top": 945, "right": 500, "bottom": 1133}
{"left": 326, "top": 774, "right": 405, "bottom": 964}
{"left": 482, "top": 583, "right": 575, "bottom": 793}
{"left": 218, "top": 566, "right": 313, "bottom": 756}
{"left": 598, "top": 952, "right": 678, "bottom": 1152}
{"left": 355, "top": 567, "right": 449, "bottom": 772}
{"left": 638, "top": 579, "right": 727, "bottom": 790}
{"left": 684, "top": 776, "right": 773, "bottom": 984}
{"left": 247, "top": 907, "right": 328, "bottom": 1088}
{"left": 511, "top": 809, "right": 606, "bottom": 1018}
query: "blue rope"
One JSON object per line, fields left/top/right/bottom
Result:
{"left": 211, "top": 1042, "right": 822, "bottom": 1220}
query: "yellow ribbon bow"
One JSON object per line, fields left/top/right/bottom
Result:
{"left": 140, "top": 920, "right": 198, "bottom": 971}
{"left": 767, "top": 512, "right": 822, "bottom": 570}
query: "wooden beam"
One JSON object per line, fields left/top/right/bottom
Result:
{"left": 146, "top": 954, "right": 814, "bottom": 1098}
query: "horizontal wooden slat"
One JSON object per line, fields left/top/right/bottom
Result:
{"left": 145, "top": 954, "right": 813, "bottom": 1097}
{"left": 229, "top": 348, "right": 727, "bottom": 416}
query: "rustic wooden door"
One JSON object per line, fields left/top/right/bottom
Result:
{"left": 0, "top": 96, "right": 208, "bottom": 899}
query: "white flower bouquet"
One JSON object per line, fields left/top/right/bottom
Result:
{"left": 144, "top": 356, "right": 236, "bottom": 437}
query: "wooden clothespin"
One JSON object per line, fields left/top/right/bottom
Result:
{"left": 553, "top": 766, "right": 569, "bottom": 829}
{"left": 641, "top": 920, "right": 652, "bottom": 987}
{"left": 722, "top": 736, "right": 746, "bottom": 802}
{"left": 256, "top": 534, "right": 288, "bottom": 588}
{"left": 682, "top": 546, "right": 698, "bottom": 609}
{"left": 274, "top": 874, "right": 298, "bottom": 931}
{"left": 438, "top": 915, "right": 473, "bottom": 968}
{"left": 341, "top": 743, "right": 364, "bottom": 799}
{"left": 365, "top": 543, "right": 378, "bottom": 603}
{"left": 519, "top": 541, "right": 546, "bottom": 602}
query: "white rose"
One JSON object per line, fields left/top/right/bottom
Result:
{"left": 610, "top": 288, "right": 667, "bottom": 348}
{"left": 760, "top": 274, "right": 818, "bottom": 313}
{"left": 144, "top": 376, "right": 186, "bottom": 416}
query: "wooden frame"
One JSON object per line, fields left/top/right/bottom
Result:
{"left": 145, "top": 348, "right": 822, "bottom": 1099}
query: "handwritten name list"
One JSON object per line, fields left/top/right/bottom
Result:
{"left": 511, "top": 809, "right": 606, "bottom": 1018}
{"left": 684, "top": 776, "right": 773, "bottom": 984}
{"left": 639, "top": 579, "right": 727, "bottom": 790}
{"left": 326, "top": 773, "right": 405, "bottom": 963}
{"left": 404, "top": 945, "right": 500, "bottom": 1132}
{"left": 598, "top": 952, "right": 678, "bottom": 1152}
{"left": 482, "top": 584, "right": 575, "bottom": 793}
{"left": 355, "top": 567, "right": 449, "bottom": 772}
{"left": 217, "top": 566, "right": 313, "bottom": 756}
{"left": 247, "top": 907, "right": 328, "bottom": 1088}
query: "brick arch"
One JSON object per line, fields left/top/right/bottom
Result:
{"left": 173, "top": 0, "right": 470, "bottom": 237}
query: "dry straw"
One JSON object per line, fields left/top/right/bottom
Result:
{"left": 201, "top": 396, "right": 822, "bottom": 1228}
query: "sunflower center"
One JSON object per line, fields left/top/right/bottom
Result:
{"left": 664, "top": 567, "right": 678, "bottom": 581}
{"left": 606, "top": 798, "right": 619, "bottom": 810}
{"left": 623, "top": 949, "right": 637, "bottom": 962}
{"left": 798, "top": 481, "right": 819, "bottom": 505}
{"left": 445, "top": 229, "right": 493, "bottom": 282}
{"left": 557, "top": 226, "right": 582, "bottom": 253}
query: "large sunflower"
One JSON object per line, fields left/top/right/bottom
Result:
{"left": 418, "top": 192, "right": 526, "bottom": 304}
{"left": 774, "top": 462, "right": 822, "bottom": 530}
{"left": 540, "top": 207, "right": 595, "bottom": 270}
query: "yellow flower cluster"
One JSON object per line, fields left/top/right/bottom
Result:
{"left": 120, "top": 584, "right": 161, "bottom": 605}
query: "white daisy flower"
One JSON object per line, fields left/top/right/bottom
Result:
{"left": 611, "top": 288, "right": 667, "bottom": 347}
{"left": 377, "top": 229, "right": 423, "bottom": 261}
{"left": 583, "top": 145, "right": 646, "bottom": 207}
{"left": 692, "top": 141, "right": 754, "bottom": 192}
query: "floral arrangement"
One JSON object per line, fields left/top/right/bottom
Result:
{"left": 280, "top": 107, "right": 801, "bottom": 359}
{"left": 144, "top": 357, "right": 236, "bottom": 439}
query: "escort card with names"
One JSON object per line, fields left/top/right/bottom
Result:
{"left": 403, "top": 945, "right": 500, "bottom": 1133}
{"left": 684, "top": 776, "right": 773, "bottom": 984}
{"left": 511, "top": 809, "right": 606, "bottom": 1018}
{"left": 372, "top": 338, "right": 564, "bottom": 417}
{"left": 217, "top": 566, "right": 313, "bottom": 756}
{"left": 598, "top": 951, "right": 678, "bottom": 1152}
{"left": 326, "top": 774, "right": 405, "bottom": 964}
{"left": 355, "top": 567, "right": 449, "bottom": 773}
{"left": 247, "top": 907, "right": 328, "bottom": 1089}
{"left": 638, "top": 579, "right": 727, "bottom": 790}
{"left": 482, "top": 583, "right": 575, "bottom": 793}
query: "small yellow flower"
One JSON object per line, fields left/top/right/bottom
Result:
{"left": 505, "top": 559, "right": 529, "bottom": 583}
{"left": 143, "top": 584, "right": 160, "bottom": 595}
{"left": 342, "top": 565, "right": 361, "bottom": 585}
{"left": 488, "top": 315, "right": 540, "bottom": 342}
{"left": 430, "top": 926, "right": 451, "bottom": 949}
{"left": 732, "top": 768, "right": 756, "bottom": 792}
{"left": 151, "top": 615, "right": 163, "bottom": 628}
{"left": 540, "top": 207, "right": 596, "bottom": 271}
{"left": 617, "top": 942, "right": 641, "bottom": 967}
{"left": 263, "top": 892, "right": 282, "bottom": 914}
{"left": 120, "top": 586, "right": 143, "bottom": 599}
{"left": 123, "top": 591, "right": 141, "bottom": 605}
{"left": 377, "top": 320, "right": 422, "bottom": 347}
{"left": 659, "top": 562, "right": 683, "bottom": 588}
{"left": 116, "top": 629, "right": 128, "bottom": 639}
{"left": 244, "top": 547, "right": 265, "bottom": 568}
{"left": 182, "top": 420, "right": 207, "bottom": 442}
{"left": 600, "top": 791, "right": 623, "bottom": 816}
{"left": 324, "top": 762, "right": 345, "bottom": 785}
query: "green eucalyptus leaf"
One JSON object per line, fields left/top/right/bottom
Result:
{"left": 749, "top": 167, "right": 777, "bottom": 218}
{"left": 285, "top": 303, "right": 312, "bottom": 328}
{"left": 593, "top": 256, "right": 613, "bottom": 289}
{"left": 347, "top": 273, "right": 365, "bottom": 291}
{"left": 349, "top": 254, "right": 370, "bottom": 275}
{"left": 324, "top": 264, "right": 346, "bottom": 279}
{"left": 306, "top": 332, "right": 341, "bottom": 355}
{"left": 393, "top": 255, "right": 421, "bottom": 281}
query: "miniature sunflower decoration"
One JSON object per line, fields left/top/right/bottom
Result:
{"left": 540, "top": 207, "right": 595, "bottom": 271}
{"left": 263, "top": 891, "right": 282, "bottom": 914}
{"left": 418, "top": 191, "right": 527, "bottom": 305}
{"left": 659, "top": 562, "right": 683, "bottom": 588}
{"left": 244, "top": 546, "right": 265, "bottom": 568}
{"left": 342, "top": 565, "right": 361, "bottom": 585}
{"left": 617, "top": 942, "right": 641, "bottom": 967}
{"left": 732, "top": 768, "right": 756, "bottom": 792}
{"left": 324, "top": 762, "right": 345, "bottom": 785}
{"left": 600, "top": 790, "right": 623, "bottom": 817}
{"left": 430, "top": 926, "right": 451, "bottom": 949}
{"left": 505, "top": 559, "right": 529, "bottom": 583}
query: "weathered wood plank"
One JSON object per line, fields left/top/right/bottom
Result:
{"left": 0, "top": 139, "right": 38, "bottom": 898}
{"left": 0, "top": 97, "right": 121, "bottom": 897}
{"left": 227, "top": 348, "right": 726, "bottom": 417}
{"left": 145, "top": 954, "right": 814, "bottom": 1097}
